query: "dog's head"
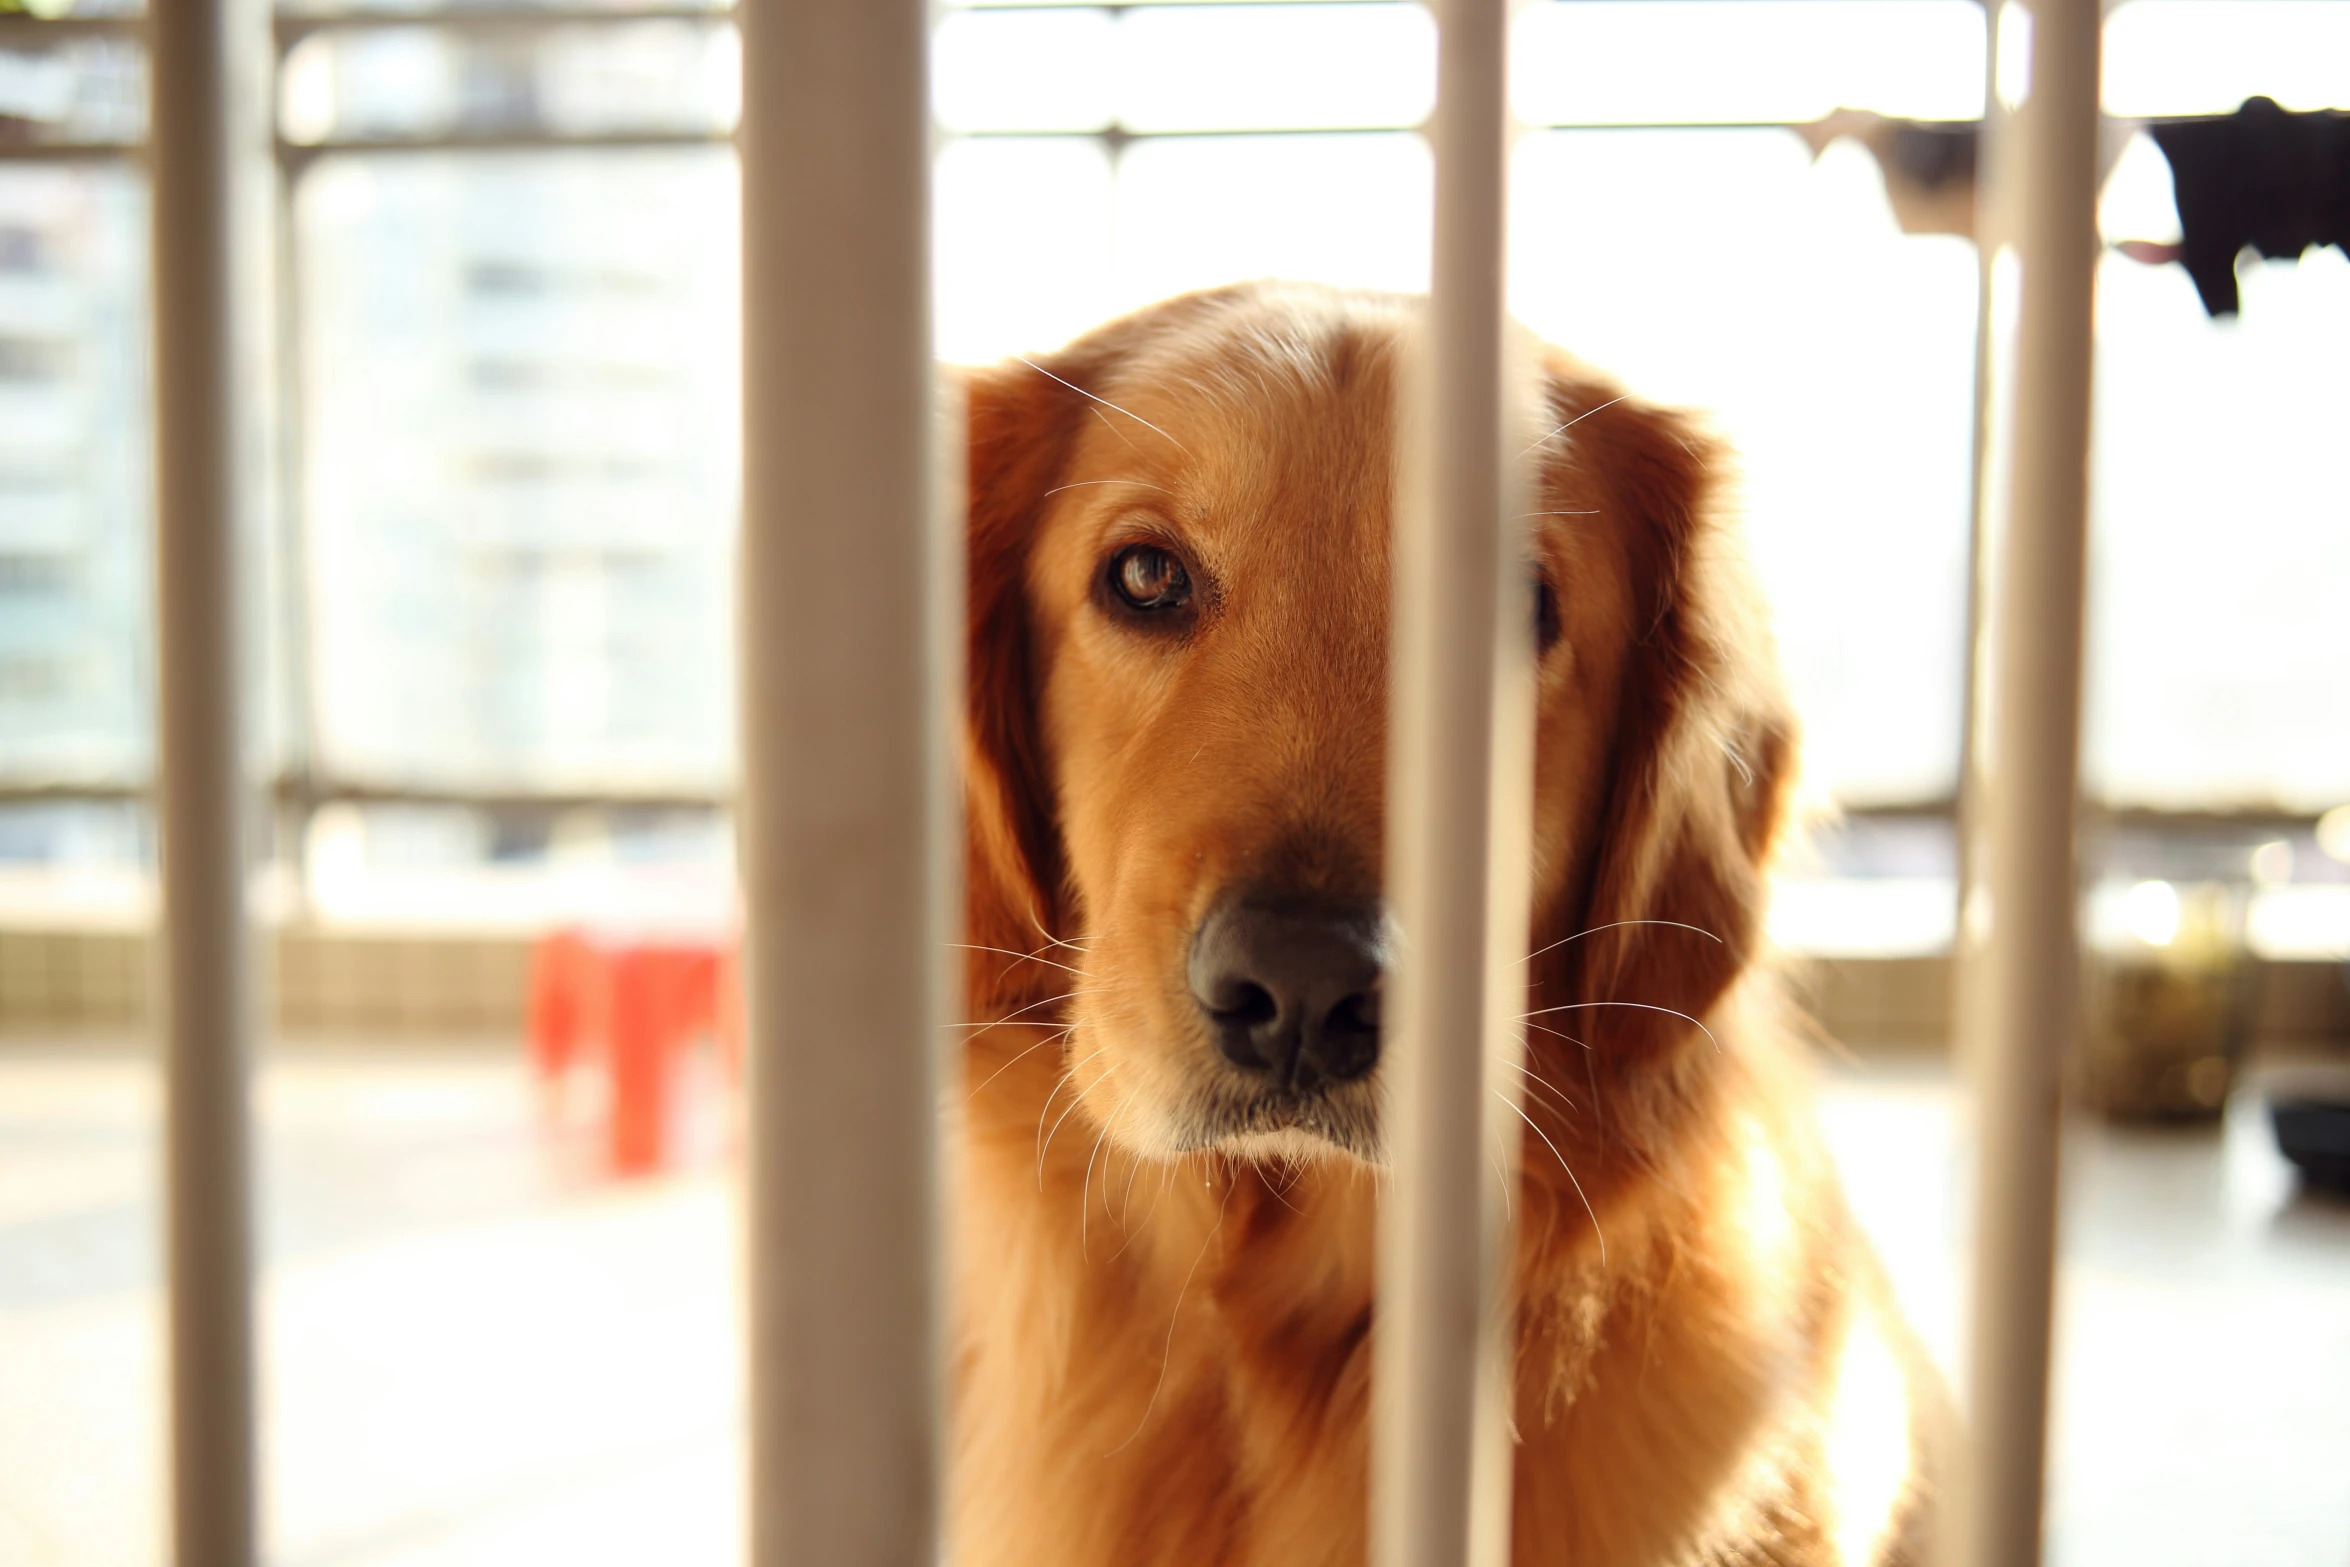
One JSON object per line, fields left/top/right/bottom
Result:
{"left": 964, "top": 282, "right": 1792, "bottom": 1168}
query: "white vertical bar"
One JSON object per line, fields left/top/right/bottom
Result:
{"left": 1953, "top": 0, "right": 2012, "bottom": 989}
{"left": 1963, "top": 0, "right": 2101, "bottom": 1564}
{"left": 1374, "top": 1, "right": 1521, "bottom": 1565}
{"left": 737, "top": 1, "right": 942, "bottom": 1565}
{"left": 149, "top": 0, "right": 263, "bottom": 1558}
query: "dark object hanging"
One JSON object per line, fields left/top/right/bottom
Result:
{"left": 2271, "top": 1095, "right": 2350, "bottom": 1194}
{"left": 2149, "top": 97, "right": 2350, "bottom": 318}
{"left": 1797, "top": 99, "right": 2350, "bottom": 319}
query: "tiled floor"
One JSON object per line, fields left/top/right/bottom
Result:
{"left": 1, "top": 1041, "right": 2345, "bottom": 1566}
{"left": 1821, "top": 1057, "right": 2350, "bottom": 1567}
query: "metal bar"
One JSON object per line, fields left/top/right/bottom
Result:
{"left": 0, "top": 774, "right": 1969, "bottom": 817}
{"left": 1962, "top": 0, "right": 2102, "bottom": 1563}
{"left": 274, "top": 130, "right": 727, "bottom": 174}
{"left": 737, "top": 2, "right": 942, "bottom": 1566}
{"left": 0, "top": 144, "right": 139, "bottom": 162}
{"left": 0, "top": 781, "right": 147, "bottom": 803}
{"left": 1953, "top": 0, "right": 2013, "bottom": 984}
{"left": 1373, "top": 1, "right": 1522, "bottom": 1565}
{"left": 268, "top": 142, "right": 320, "bottom": 923}
{"left": 0, "top": 14, "right": 143, "bottom": 36}
{"left": 148, "top": 0, "right": 265, "bottom": 1555}
{"left": 953, "top": 119, "right": 1977, "bottom": 142}
{"left": 272, "top": 5, "right": 731, "bottom": 45}
{"left": 1948, "top": 0, "right": 2017, "bottom": 1301}
{"left": 259, "top": 120, "right": 1993, "bottom": 170}
{"left": 945, "top": 0, "right": 1415, "bottom": 11}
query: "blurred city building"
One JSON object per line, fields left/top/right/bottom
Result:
{"left": 0, "top": 165, "right": 147, "bottom": 791}
{"left": 296, "top": 147, "right": 737, "bottom": 795}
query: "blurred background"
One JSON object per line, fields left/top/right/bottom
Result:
{"left": 1, "top": 0, "right": 2346, "bottom": 1562}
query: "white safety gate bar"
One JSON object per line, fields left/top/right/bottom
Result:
{"left": 1962, "top": 1, "right": 2103, "bottom": 1564}
{"left": 151, "top": 0, "right": 265, "bottom": 1561}
{"left": 736, "top": 0, "right": 945, "bottom": 1563}
{"left": 1372, "top": 2, "right": 1529, "bottom": 1566}
{"left": 139, "top": 0, "right": 2104, "bottom": 1563}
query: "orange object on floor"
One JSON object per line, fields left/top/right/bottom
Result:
{"left": 527, "top": 928, "right": 734, "bottom": 1174}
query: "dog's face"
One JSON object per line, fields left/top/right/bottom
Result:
{"left": 965, "top": 284, "right": 1791, "bottom": 1169}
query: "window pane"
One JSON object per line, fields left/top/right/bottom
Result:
{"left": 0, "top": 163, "right": 149, "bottom": 788}
{"left": 938, "top": 132, "right": 1431, "bottom": 361}
{"left": 1513, "top": 129, "right": 1977, "bottom": 806}
{"left": 1115, "top": 3, "right": 1432, "bottom": 132}
{"left": 932, "top": 8, "right": 1114, "bottom": 134}
{"left": 1114, "top": 132, "right": 1431, "bottom": 308}
{"left": 2105, "top": 0, "right": 2350, "bottom": 117}
{"left": 1513, "top": 1, "right": 1985, "bottom": 126}
{"left": 295, "top": 150, "right": 738, "bottom": 793}
{"left": 936, "top": 4, "right": 1430, "bottom": 136}
{"left": 276, "top": 0, "right": 727, "bottom": 17}
{"left": 278, "top": 20, "right": 738, "bottom": 144}
{"left": 934, "top": 137, "right": 1116, "bottom": 365}
{"left": 945, "top": 0, "right": 1389, "bottom": 8}
{"left": 0, "top": 33, "right": 144, "bottom": 145}
{"left": 2088, "top": 242, "right": 2350, "bottom": 811}
{"left": 7, "top": 0, "right": 140, "bottom": 15}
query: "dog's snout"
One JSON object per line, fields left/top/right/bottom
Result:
{"left": 1188, "top": 897, "right": 1384, "bottom": 1090}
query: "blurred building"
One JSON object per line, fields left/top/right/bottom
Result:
{"left": 288, "top": 20, "right": 739, "bottom": 797}
{"left": 0, "top": 165, "right": 149, "bottom": 797}
{"left": 296, "top": 148, "right": 738, "bottom": 796}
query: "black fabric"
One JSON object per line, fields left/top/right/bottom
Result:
{"left": 2150, "top": 97, "right": 2350, "bottom": 317}
{"left": 1885, "top": 121, "right": 1977, "bottom": 194}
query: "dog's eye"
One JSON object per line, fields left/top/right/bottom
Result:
{"left": 1534, "top": 575, "right": 1562, "bottom": 655}
{"left": 1107, "top": 544, "right": 1193, "bottom": 614}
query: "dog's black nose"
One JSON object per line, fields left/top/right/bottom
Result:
{"left": 1189, "top": 896, "right": 1384, "bottom": 1090}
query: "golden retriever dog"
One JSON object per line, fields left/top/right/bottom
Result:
{"left": 953, "top": 281, "right": 1945, "bottom": 1567}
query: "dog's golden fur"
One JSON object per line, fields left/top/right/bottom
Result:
{"left": 953, "top": 282, "right": 1946, "bottom": 1566}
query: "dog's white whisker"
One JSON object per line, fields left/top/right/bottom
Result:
{"left": 1017, "top": 355, "right": 1192, "bottom": 455}
{"left": 1107, "top": 1156, "right": 1176, "bottom": 1263}
{"left": 1519, "top": 918, "right": 1723, "bottom": 966}
{"left": 1019, "top": 902, "right": 1095, "bottom": 959}
{"left": 1259, "top": 1162, "right": 1304, "bottom": 1216}
{"left": 1081, "top": 1115, "right": 1117, "bottom": 1260}
{"left": 1509, "top": 1059, "right": 1579, "bottom": 1116}
{"left": 1494, "top": 1088, "right": 1606, "bottom": 1266}
{"left": 1032, "top": 1073, "right": 1069, "bottom": 1179}
{"left": 946, "top": 984, "right": 1105, "bottom": 1033}
{"left": 1090, "top": 1081, "right": 1151, "bottom": 1252}
{"left": 1523, "top": 1018, "right": 1592, "bottom": 1051}
{"left": 1522, "top": 999, "right": 1721, "bottom": 1053}
{"left": 1041, "top": 477, "right": 1171, "bottom": 500}
{"left": 1089, "top": 405, "right": 1145, "bottom": 455}
{"left": 1518, "top": 392, "right": 1629, "bottom": 456}
{"left": 1033, "top": 1045, "right": 1108, "bottom": 1179}
{"left": 949, "top": 941, "right": 1091, "bottom": 979}
{"left": 1037, "top": 1050, "right": 1108, "bottom": 1184}
{"left": 965, "top": 1024, "right": 1077, "bottom": 1101}
{"left": 1106, "top": 1178, "right": 1232, "bottom": 1456}
{"left": 1119, "top": 1137, "right": 1148, "bottom": 1230}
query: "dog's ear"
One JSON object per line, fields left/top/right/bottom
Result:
{"left": 960, "top": 358, "right": 1090, "bottom": 1009}
{"left": 1537, "top": 369, "right": 1797, "bottom": 1064}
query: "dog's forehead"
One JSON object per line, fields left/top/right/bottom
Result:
{"left": 1106, "top": 308, "right": 1399, "bottom": 435}
{"left": 1074, "top": 319, "right": 1404, "bottom": 553}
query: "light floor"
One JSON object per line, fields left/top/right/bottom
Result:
{"left": 1, "top": 1041, "right": 2345, "bottom": 1566}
